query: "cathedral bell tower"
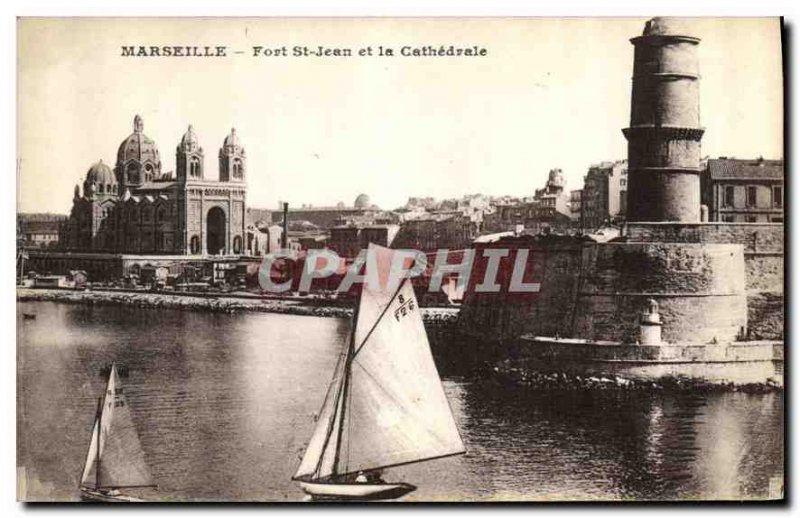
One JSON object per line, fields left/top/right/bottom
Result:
{"left": 177, "top": 124, "right": 204, "bottom": 183}
{"left": 218, "top": 128, "right": 246, "bottom": 182}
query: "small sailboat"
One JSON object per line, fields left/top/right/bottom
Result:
{"left": 293, "top": 245, "right": 466, "bottom": 501}
{"left": 79, "top": 363, "right": 156, "bottom": 502}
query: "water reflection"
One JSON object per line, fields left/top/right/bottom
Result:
{"left": 18, "top": 302, "right": 782, "bottom": 501}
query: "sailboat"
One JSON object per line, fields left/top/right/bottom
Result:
{"left": 79, "top": 363, "right": 156, "bottom": 502}
{"left": 293, "top": 244, "right": 466, "bottom": 501}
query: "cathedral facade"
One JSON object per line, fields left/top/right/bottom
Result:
{"left": 60, "top": 115, "right": 251, "bottom": 256}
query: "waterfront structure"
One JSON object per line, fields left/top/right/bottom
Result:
{"left": 623, "top": 18, "right": 704, "bottom": 222}
{"left": 580, "top": 161, "right": 627, "bottom": 229}
{"left": 457, "top": 17, "right": 783, "bottom": 386}
{"left": 17, "top": 213, "right": 66, "bottom": 249}
{"left": 59, "top": 115, "right": 258, "bottom": 256}
{"left": 701, "top": 158, "right": 784, "bottom": 223}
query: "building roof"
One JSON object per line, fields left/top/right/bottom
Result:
{"left": 707, "top": 158, "right": 784, "bottom": 181}
{"left": 222, "top": 128, "right": 243, "bottom": 152}
{"left": 641, "top": 17, "right": 695, "bottom": 38}
{"left": 85, "top": 160, "right": 116, "bottom": 186}
{"left": 180, "top": 124, "right": 200, "bottom": 151}
{"left": 21, "top": 220, "right": 62, "bottom": 233}
{"left": 117, "top": 115, "right": 161, "bottom": 165}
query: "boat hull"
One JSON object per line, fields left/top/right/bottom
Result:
{"left": 299, "top": 481, "right": 417, "bottom": 501}
{"left": 79, "top": 487, "right": 146, "bottom": 503}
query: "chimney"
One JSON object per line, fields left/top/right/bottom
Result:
{"left": 281, "top": 202, "right": 289, "bottom": 249}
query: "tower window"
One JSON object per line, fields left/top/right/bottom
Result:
{"left": 190, "top": 235, "right": 200, "bottom": 254}
{"left": 233, "top": 159, "right": 243, "bottom": 179}
{"left": 190, "top": 157, "right": 200, "bottom": 177}
{"left": 127, "top": 164, "right": 140, "bottom": 184}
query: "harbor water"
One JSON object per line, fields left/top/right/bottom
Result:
{"left": 17, "top": 301, "right": 784, "bottom": 501}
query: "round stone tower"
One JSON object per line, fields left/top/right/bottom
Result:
{"left": 623, "top": 17, "right": 705, "bottom": 222}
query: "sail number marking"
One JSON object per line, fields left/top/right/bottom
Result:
{"left": 393, "top": 294, "right": 416, "bottom": 322}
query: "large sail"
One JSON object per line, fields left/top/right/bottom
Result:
{"left": 293, "top": 346, "right": 349, "bottom": 481}
{"left": 79, "top": 417, "right": 99, "bottom": 487}
{"left": 96, "top": 365, "right": 154, "bottom": 488}
{"left": 337, "top": 279, "right": 465, "bottom": 474}
{"left": 339, "top": 245, "right": 465, "bottom": 476}
{"left": 294, "top": 245, "right": 465, "bottom": 482}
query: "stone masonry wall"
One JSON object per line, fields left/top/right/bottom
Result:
{"left": 627, "top": 222, "right": 783, "bottom": 339}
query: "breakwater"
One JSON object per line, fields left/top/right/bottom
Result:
{"left": 15, "top": 287, "right": 460, "bottom": 325}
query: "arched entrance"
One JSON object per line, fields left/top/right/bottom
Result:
{"left": 206, "top": 207, "right": 227, "bottom": 255}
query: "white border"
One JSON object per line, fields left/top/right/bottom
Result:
{"left": 4, "top": 1, "right": 797, "bottom": 517}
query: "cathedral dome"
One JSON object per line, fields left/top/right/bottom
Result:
{"left": 354, "top": 193, "right": 371, "bottom": 209}
{"left": 223, "top": 127, "right": 241, "bottom": 149}
{"left": 85, "top": 160, "right": 116, "bottom": 186}
{"left": 180, "top": 124, "right": 199, "bottom": 150}
{"left": 116, "top": 114, "right": 161, "bottom": 165}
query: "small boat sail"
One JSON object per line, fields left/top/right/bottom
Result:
{"left": 293, "top": 245, "right": 466, "bottom": 500}
{"left": 79, "top": 363, "right": 156, "bottom": 502}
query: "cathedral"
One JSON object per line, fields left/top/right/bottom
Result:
{"left": 60, "top": 115, "right": 254, "bottom": 256}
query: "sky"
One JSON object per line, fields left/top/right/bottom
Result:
{"left": 16, "top": 17, "right": 783, "bottom": 214}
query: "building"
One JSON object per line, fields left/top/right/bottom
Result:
{"left": 483, "top": 169, "right": 573, "bottom": 234}
{"left": 702, "top": 158, "right": 784, "bottom": 223}
{"left": 569, "top": 190, "right": 583, "bottom": 224}
{"left": 393, "top": 212, "right": 479, "bottom": 252}
{"left": 458, "top": 17, "right": 784, "bottom": 371}
{"left": 17, "top": 213, "right": 66, "bottom": 249}
{"left": 266, "top": 194, "right": 381, "bottom": 228}
{"left": 580, "top": 160, "right": 627, "bottom": 229}
{"left": 328, "top": 224, "right": 399, "bottom": 258}
{"left": 58, "top": 115, "right": 266, "bottom": 256}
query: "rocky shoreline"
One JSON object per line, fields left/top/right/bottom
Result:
{"left": 491, "top": 362, "right": 783, "bottom": 393}
{"left": 16, "top": 287, "right": 461, "bottom": 324}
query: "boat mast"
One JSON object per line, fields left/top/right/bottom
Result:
{"left": 96, "top": 366, "right": 113, "bottom": 489}
{"left": 332, "top": 319, "right": 356, "bottom": 477}
{"left": 309, "top": 292, "right": 359, "bottom": 481}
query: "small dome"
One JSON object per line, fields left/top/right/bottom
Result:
{"left": 354, "top": 193, "right": 371, "bottom": 209}
{"left": 85, "top": 160, "right": 116, "bottom": 185}
{"left": 180, "top": 124, "right": 199, "bottom": 149}
{"left": 223, "top": 127, "right": 240, "bottom": 148}
{"left": 117, "top": 114, "right": 161, "bottom": 165}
